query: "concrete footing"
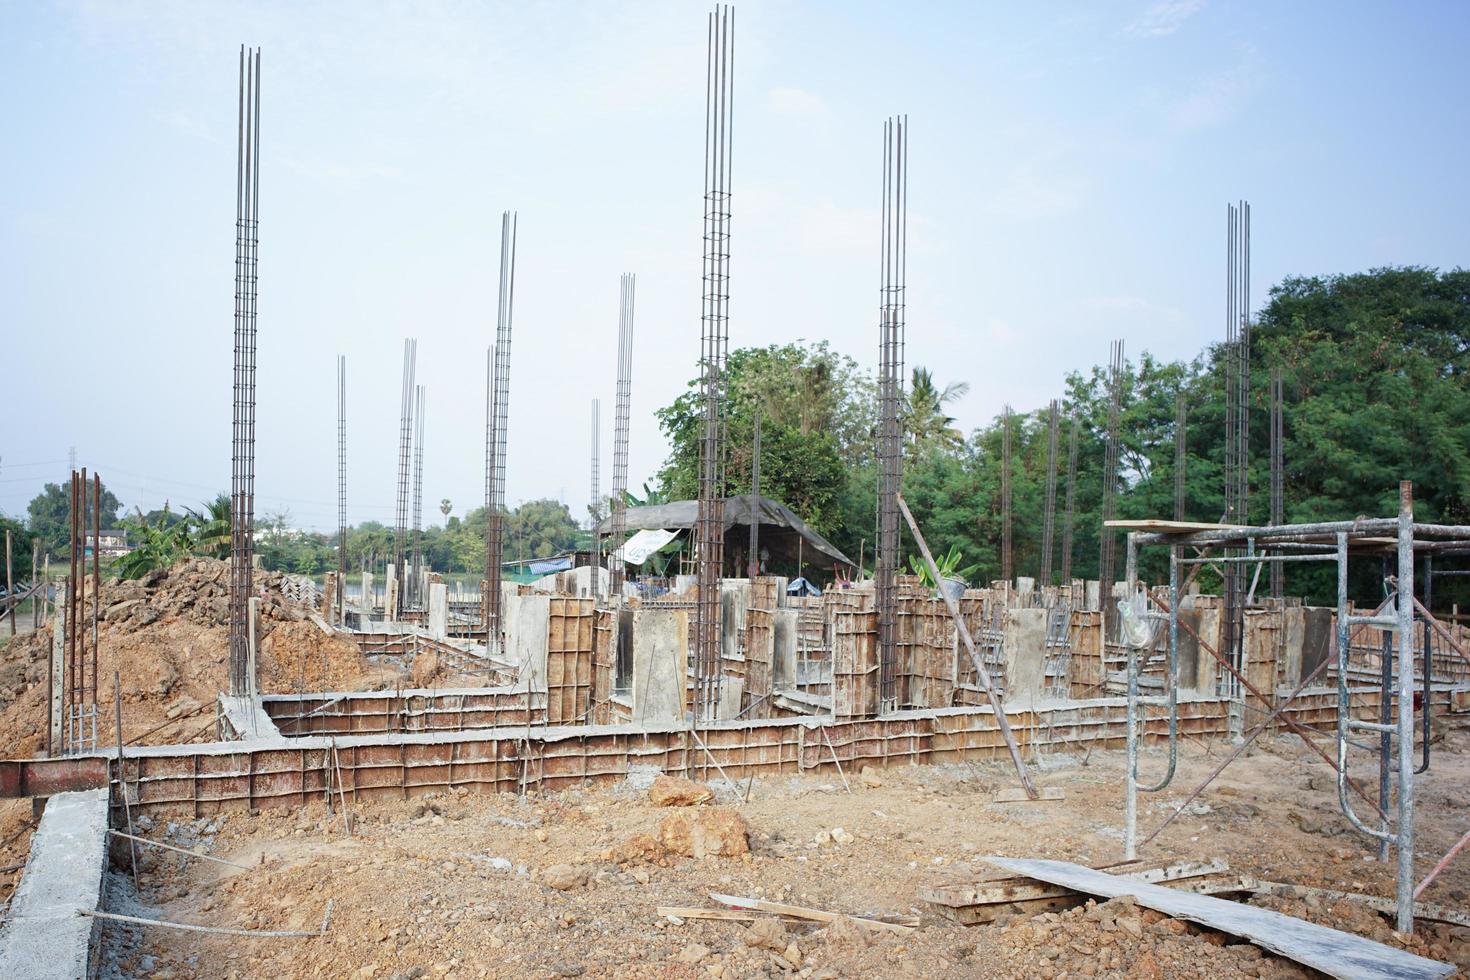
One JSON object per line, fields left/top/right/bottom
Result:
{"left": 0, "top": 788, "right": 109, "bottom": 979}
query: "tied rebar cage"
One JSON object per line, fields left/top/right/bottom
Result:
{"left": 229, "top": 46, "right": 262, "bottom": 698}
{"left": 392, "top": 339, "right": 417, "bottom": 617}
{"left": 1220, "top": 201, "right": 1251, "bottom": 721}
{"left": 590, "top": 399, "right": 601, "bottom": 532}
{"left": 1000, "top": 405, "right": 1014, "bottom": 584}
{"left": 610, "top": 273, "right": 636, "bottom": 598}
{"left": 1098, "top": 340, "right": 1124, "bottom": 626}
{"left": 484, "top": 211, "right": 518, "bottom": 651}
{"left": 337, "top": 355, "right": 347, "bottom": 624}
{"left": 876, "top": 113, "right": 907, "bottom": 713}
{"left": 411, "top": 384, "right": 426, "bottom": 608}
{"left": 1060, "top": 413, "right": 1080, "bottom": 586}
{"left": 1269, "top": 368, "right": 1284, "bottom": 601}
{"left": 1040, "top": 400, "right": 1060, "bottom": 587}
{"left": 694, "top": 5, "right": 734, "bottom": 722}
{"left": 60, "top": 469, "right": 101, "bottom": 753}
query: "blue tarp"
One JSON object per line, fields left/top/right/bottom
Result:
{"left": 526, "top": 556, "right": 574, "bottom": 576}
{"left": 786, "top": 576, "right": 821, "bottom": 597}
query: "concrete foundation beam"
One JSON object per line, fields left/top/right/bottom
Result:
{"left": 0, "top": 788, "right": 109, "bottom": 979}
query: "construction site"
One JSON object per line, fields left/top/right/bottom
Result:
{"left": 3, "top": 7, "right": 1470, "bottom": 980}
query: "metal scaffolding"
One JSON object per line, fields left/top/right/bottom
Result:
{"left": 229, "top": 45, "right": 262, "bottom": 699}
{"left": 694, "top": 5, "right": 734, "bottom": 721}
{"left": 876, "top": 113, "right": 907, "bottom": 713}
{"left": 610, "top": 273, "right": 635, "bottom": 598}
{"left": 1117, "top": 483, "right": 1470, "bottom": 934}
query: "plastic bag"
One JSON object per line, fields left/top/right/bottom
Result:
{"left": 1116, "top": 589, "right": 1154, "bottom": 647}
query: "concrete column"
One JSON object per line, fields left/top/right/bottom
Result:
{"left": 505, "top": 594, "right": 549, "bottom": 693}
{"left": 384, "top": 565, "right": 398, "bottom": 622}
{"left": 428, "top": 582, "right": 449, "bottom": 639}
{"left": 1001, "top": 607, "right": 1048, "bottom": 701}
{"left": 361, "top": 571, "right": 374, "bottom": 618}
{"left": 772, "top": 609, "right": 798, "bottom": 689}
{"left": 632, "top": 608, "right": 688, "bottom": 724}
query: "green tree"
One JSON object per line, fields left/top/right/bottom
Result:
{"left": 906, "top": 367, "right": 970, "bottom": 457}
{"left": 27, "top": 480, "right": 122, "bottom": 558}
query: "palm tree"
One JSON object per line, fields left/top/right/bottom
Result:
{"left": 906, "top": 367, "right": 970, "bottom": 456}
{"left": 186, "top": 494, "right": 232, "bottom": 559}
{"left": 440, "top": 499, "right": 452, "bottom": 521}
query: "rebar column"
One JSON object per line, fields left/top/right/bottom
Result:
{"left": 876, "top": 113, "right": 907, "bottom": 714}
{"left": 747, "top": 409, "right": 761, "bottom": 578}
{"left": 483, "top": 212, "right": 517, "bottom": 651}
{"left": 336, "top": 354, "right": 347, "bottom": 624}
{"left": 694, "top": 5, "right": 734, "bottom": 721}
{"left": 1060, "top": 413, "right": 1080, "bottom": 588}
{"left": 1221, "top": 201, "right": 1250, "bottom": 732}
{"left": 610, "top": 273, "right": 635, "bottom": 598}
{"left": 1269, "top": 367, "right": 1284, "bottom": 600}
{"left": 1098, "top": 340, "right": 1124, "bottom": 622}
{"left": 411, "top": 384, "right": 425, "bottom": 607}
{"left": 1001, "top": 405, "right": 1014, "bottom": 584}
{"left": 229, "top": 46, "right": 262, "bottom": 698}
{"left": 1040, "top": 400, "right": 1059, "bottom": 587}
{"left": 590, "top": 398, "right": 601, "bottom": 530}
{"left": 392, "top": 338, "right": 417, "bottom": 616}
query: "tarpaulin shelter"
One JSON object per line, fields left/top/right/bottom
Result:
{"left": 596, "top": 494, "right": 853, "bottom": 569}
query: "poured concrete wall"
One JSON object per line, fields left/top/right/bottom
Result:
{"left": 632, "top": 607, "right": 687, "bottom": 724}
{"left": 1002, "top": 607, "right": 1048, "bottom": 701}
{"left": 505, "top": 594, "right": 550, "bottom": 694}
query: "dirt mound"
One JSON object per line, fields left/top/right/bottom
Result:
{"left": 0, "top": 557, "right": 383, "bottom": 755}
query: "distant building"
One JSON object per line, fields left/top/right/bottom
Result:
{"left": 85, "top": 529, "right": 131, "bottom": 558}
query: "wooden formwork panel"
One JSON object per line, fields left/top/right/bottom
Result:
{"left": 1067, "top": 611, "right": 1105, "bottom": 698}
{"left": 832, "top": 610, "right": 879, "bottom": 720}
{"left": 592, "top": 608, "right": 616, "bottom": 725}
{"left": 547, "top": 597, "right": 595, "bottom": 725}
{"left": 263, "top": 691, "right": 541, "bottom": 735}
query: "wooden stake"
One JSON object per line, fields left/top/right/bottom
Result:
{"left": 896, "top": 493, "right": 1037, "bottom": 799}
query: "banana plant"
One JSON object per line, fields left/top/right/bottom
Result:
{"left": 906, "top": 545, "right": 979, "bottom": 588}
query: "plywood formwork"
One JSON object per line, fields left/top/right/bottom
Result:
{"left": 591, "top": 607, "right": 616, "bottom": 725}
{"left": 742, "top": 577, "right": 780, "bottom": 718}
{"left": 832, "top": 610, "right": 879, "bottom": 720}
{"left": 263, "top": 689, "right": 541, "bottom": 736}
{"left": 546, "top": 597, "right": 595, "bottom": 725}
{"left": 104, "top": 685, "right": 1409, "bottom": 819}
{"left": 1067, "top": 610, "right": 1105, "bottom": 698}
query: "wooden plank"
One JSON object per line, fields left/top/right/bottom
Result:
{"left": 995, "top": 787, "right": 1065, "bottom": 803}
{"left": 708, "top": 893, "right": 914, "bottom": 934}
{"left": 983, "top": 858, "right": 1453, "bottom": 980}
{"left": 1104, "top": 520, "right": 1244, "bottom": 532}
{"left": 922, "top": 858, "right": 1227, "bottom": 909}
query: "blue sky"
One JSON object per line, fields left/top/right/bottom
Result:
{"left": 3, "top": 1, "right": 1468, "bottom": 531}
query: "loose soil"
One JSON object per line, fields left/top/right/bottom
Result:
{"left": 96, "top": 725, "right": 1470, "bottom": 979}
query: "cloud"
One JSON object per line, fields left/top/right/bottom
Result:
{"left": 1170, "top": 46, "right": 1264, "bottom": 130}
{"left": 1125, "top": 0, "right": 1206, "bottom": 38}
{"left": 767, "top": 87, "right": 828, "bottom": 118}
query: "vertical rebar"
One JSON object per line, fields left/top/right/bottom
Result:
{"left": 748, "top": 409, "right": 761, "bottom": 578}
{"left": 1269, "top": 367, "right": 1284, "bottom": 600}
{"left": 393, "top": 338, "right": 417, "bottom": 615}
{"left": 610, "top": 273, "right": 635, "bottom": 597}
{"left": 1000, "top": 405, "right": 1013, "bottom": 584}
{"left": 1040, "top": 400, "right": 1059, "bottom": 587}
{"left": 1098, "top": 341, "right": 1124, "bottom": 621}
{"left": 411, "top": 384, "right": 425, "bottom": 606}
{"left": 876, "top": 112, "right": 907, "bottom": 713}
{"left": 337, "top": 354, "right": 347, "bottom": 623}
{"left": 1173, "top": 391, "right": 1187, "bottom": 522}
{"left": 229, "top": 47, "right": 261, "bottom": 698}
{"left": 590, "top": 398, "right": 601, "bottom": 531}
{"left": 484, "top": 212, "right": 517, "bottom": 649}
{"left": 1060, "top": 413, "right": 1080, "bottom": 588}
{"left": 1221, "top": 201, "right": 1250, "bottom": 726}
{"left": 695, "top": 5, "right": 735, "bottom": 721}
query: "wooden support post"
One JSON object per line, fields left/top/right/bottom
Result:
{"left": 897, "top": 493, "right": 1037, "bottom": 799}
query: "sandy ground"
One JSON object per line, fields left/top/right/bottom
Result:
{"left": 95, "top": 723, "right": 1470, "bottom": 979}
